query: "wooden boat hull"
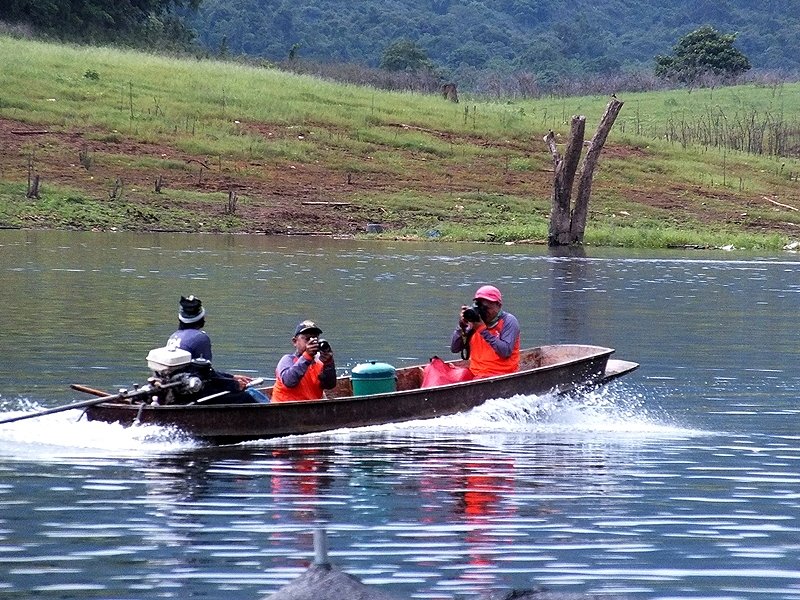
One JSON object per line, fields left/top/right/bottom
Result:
{"left": 84, "top": 345, "right": 638, "bottom": 443}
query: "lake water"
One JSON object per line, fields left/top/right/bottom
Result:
{"left": 1, "top": 230, "right": 799, "bottom": 599}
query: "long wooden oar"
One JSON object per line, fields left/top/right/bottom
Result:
{"left": 0, "top": 390, "right": 134, "bottom": 426}
{"left": 0, "top": 379, "right": 187, "bottom": 426}
{"left": 70, "top": 383, "right": 112, "bottom": 397}
{"left": 0, "top": 376, "right": 272, "bottom": 425}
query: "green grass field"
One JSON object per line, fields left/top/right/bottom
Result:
{"left": 1, "top": 35, "right": 799, "bottom": 250}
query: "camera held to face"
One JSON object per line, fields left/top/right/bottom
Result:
{"left": 317, "top": 338, "right": 331, "bottom": 352}
{"left": 462, "top": 303, "right": 482, "bottom": 323}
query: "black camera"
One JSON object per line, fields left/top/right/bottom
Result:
{"left": 317, "top": 338, "right": 331, "bottom": 352}
{"left": 462, "top": 304, "right": 482, "bottom": 323}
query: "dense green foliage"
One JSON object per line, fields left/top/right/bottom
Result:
{"left": 184, "top": 0, "right": 800, "bottom": 80}
{"left": 0, "top": 0, "right": 199, "bottom": 48}
{"left": 655, "top": 26, "right": 751, "bottom": 83}
{"left": 380, "top": 40, "right": 435, "bottom": 72}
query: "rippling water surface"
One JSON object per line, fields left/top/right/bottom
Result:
{"left": 1, "top": 231, "right": 799, "bottom": 599}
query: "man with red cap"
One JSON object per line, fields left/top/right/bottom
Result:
{"left": 450, "top": 285, "right": 520, "bottom": 378}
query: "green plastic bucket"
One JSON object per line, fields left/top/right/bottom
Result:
{"left": 351, "top": 361, "right": 397, "bottom": 396}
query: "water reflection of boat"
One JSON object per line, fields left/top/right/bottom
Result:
{"left": 82, "top": 345, "right": 638, "bottom": 444}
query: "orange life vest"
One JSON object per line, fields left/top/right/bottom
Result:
{"left": 271, "top": 355, "right": 326, "bottom": 402}
{"left": 468, "top": 316, "right": 520, "bottom": 378}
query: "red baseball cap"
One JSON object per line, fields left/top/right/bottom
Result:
{"left": 474, "top": 285, "right": 502, "bottom": 304}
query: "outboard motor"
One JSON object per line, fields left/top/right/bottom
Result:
{"left": 144, "top": 347, "right": 205, "bottom": 404}
{"left": 143, "top": 346, "right": 256, "bottom": 405}
{"left": 146, "top": 346, "right": 193, "bottom": 375}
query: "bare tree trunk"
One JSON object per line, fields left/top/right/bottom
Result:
{"left": 27, "top": 174, "right": 40, "bottom": 199}
{"left": 570, "top": 99, "right": 624, "bottom": 244}
{"left": 544, "top": 98, "right": 623, "bottom": 246}
{"left": 441, "top": 83, "right": 459, "bottom": 103}
{"left": 545, "top": 115, "right": 585, "bottom": 246}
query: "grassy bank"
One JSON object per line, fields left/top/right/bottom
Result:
{"left": 1, "top": 35, "right": 799, "bottom": 250}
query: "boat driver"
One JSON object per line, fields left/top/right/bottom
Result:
{"left": 166, "top": 295, "right": 213, "bottom": 360}
{"left": 272, "top": 320, "right": 337, "bottom": 402}
{"left": 450, "top": 285, "right": 520, "bottom": 378}
{"left": 165, "top": 295, "right": 258, "bottom": 401}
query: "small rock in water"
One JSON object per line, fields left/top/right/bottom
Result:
{"left": 265, "top": 563, "right": 403, "bottom": 600}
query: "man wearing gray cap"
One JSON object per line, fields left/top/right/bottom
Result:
{"left": 272, "top": 319, "right": 336, "bottom": 402}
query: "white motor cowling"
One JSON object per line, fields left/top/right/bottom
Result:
{"left": 146, "top": 346, "right": 192, "bottom": 375}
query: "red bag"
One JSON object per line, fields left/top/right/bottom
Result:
{"left": 421, "top": 356, "right": 474, "bottom": 388}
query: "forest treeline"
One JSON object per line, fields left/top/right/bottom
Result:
{"left": 3, "top": 0, "right": 800, "bottom": 95}
{"left": 0, "top": 0, "right": 199, "bottom": 49}
{"left": 183, "top": 0, "right": 800, "bottom": 81}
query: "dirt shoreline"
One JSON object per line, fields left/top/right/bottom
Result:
{"left": 3, "top": 116, "right": 800, "bottom": 243}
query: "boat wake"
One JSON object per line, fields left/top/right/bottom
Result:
{"left": 0, "top": 397, "right": 201, "bottom": 460}
{"left": 446, "top": 383, "right": 682, "bottom": 435}
{"left": 0, "top": 381, "right": 704, "bottom": 458}
{"left": 247, "top": 381, "right": 706, "bottom": 446}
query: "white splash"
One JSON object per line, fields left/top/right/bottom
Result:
{"left": 0, "top": 400, "right": 200, "bottom": 461}
{"left": 1, "top": 383, "right": 704, "bottom": 457}
{"left": 245, "top": 382, "right": 705, "bottom": 448}
{"left": 403, "top": 384, "right": 700, "bottom": 438}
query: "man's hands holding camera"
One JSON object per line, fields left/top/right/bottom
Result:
{"left": 306, "top": 337, "right": 333, "bottom": 362}
{"left": 459, "top": 303, "right": 484, "bottom": 331}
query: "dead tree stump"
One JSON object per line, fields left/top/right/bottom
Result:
{"left": 26, "top": 174, "right": 40, "bottom": 199}
{"left": 226, "top": 189, "right": 238, "bottom": 215}
{"left": 26, "top": 155, "right": 41, "bottom": 199}
{"left": 544, "top": 98, "right": 624, "bottom": 246}
{"left": 441, "top": 83, "right": 459, "bottom": 103}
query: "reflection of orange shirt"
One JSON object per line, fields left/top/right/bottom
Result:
{"left": 459, "top": 460, "right": 515, "bottom": 571}
{"left": 469, "top": 316, "right": 520, "bottom": 378}
{"left": 295, "top": 455, "right": 322, "bottom": 496}
{"left": 463, "top": 474, "right": 500, "bottom": 516}
{"left": 270, "top": 448, "right": 326, "bottom": 504}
